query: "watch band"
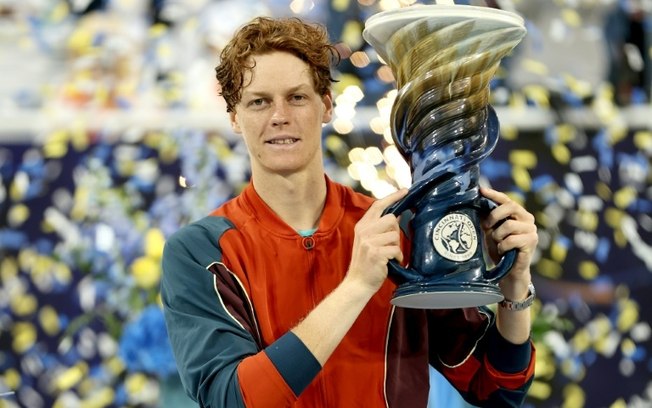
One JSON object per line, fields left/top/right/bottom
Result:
{"left": 498, "top": 282, "right": 536, "bottom": 311}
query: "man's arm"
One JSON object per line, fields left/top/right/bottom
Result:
{"left": 291, "top": 188, "right": 408, "bottom": 365}
{"left": 479, "top": 187, "right": 538, "bottom": 345}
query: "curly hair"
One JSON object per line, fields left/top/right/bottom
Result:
{"left": 215, "top": 17, "right": 339, "bottom": 112}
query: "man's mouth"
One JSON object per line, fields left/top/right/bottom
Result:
{"left": 267, "top": 138, "right": 298, "bottom": 145}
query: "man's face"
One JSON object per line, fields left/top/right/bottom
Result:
{"left": 229, "top": 51, "right": 333, "bottom": 177}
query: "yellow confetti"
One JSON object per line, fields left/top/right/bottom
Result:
{"left": 512, "top": 167, "right": 531, "bottom": 191}
{"left": 500, "top": 124, "right": 519, "bottom": 141}
{"left": 125, "top": 373, "right": 148, "bottom": 396}
{"left": 614, "top": 229, "right": 627, "bottom": 248}
{"left": 509, "top": 150, "right": 538, "bottom": 169}
{"left": 535, "top": 211, "right": 551, "bottom": 228}
{"left": 563, "top": 74, "right": 593, "bottom": 99}
{"left": 534, "top": 346, "right": 556, "bottom": 380}
{"left": 11, "top": 294, "right": 37, "bottom": 317}
{"left": 593, "top": 315, "right": 613, "bottom": 335}
{"left": 131, "top": 256, "right": 162, "bottom": 289}
{"left": 509, "top": 91, "right": 528, "bottom": 109}
{"left": 550, "top": 240, "right": 568, "bottom": 263}
{"left": 67, "top": 28, "right": 93, "bottom": 53}
{"left": 50, "top": 1, "right": 70, "bottom": 23}
{"left": 604, "top": 208, "right": 624, "bottom": 229}
{"left": 578, "top": 261, "right": 599, "bottom": 280}
{"left": 2, "top": 368, "right": 21, "bottom": 390}
{"left": 71, "top": 124, "right": 90, "bottom": 151}
{"left": 621, "top": 338, "right": 636, "bottom": 357}
{"left": 39, "top": 306, "right": 61, "bottom": 336}
{"left": 528, "top": 381, "right": 552, "bottom": 400}
{"left": 595, "top": 181, "right": 612, "bottom": 201}
{"left": 1, "top": 257, "right": 18, "bottom": 281}
{"left": 560, "top": 8, "right": 582, "bottom": 28}
{"left": 571, "top": 328, "right": 591, "bottom": 353}
{"left": 613, "top": 186, "right": 637, "bottom": 209}
{"left": 551, "top": 144, "right": 571, "bottom": 164}
{"left": 106, "top": 356, "right": 126, "bottom": 376}
{"left": 576, "top": 210, "right": 598, "bottom": 232}
{"left": 560, "top": 358, "right": 585, "bottom": 381}
{"left": 9, "top": 172, "right": 28, "bottom": 201}
{"left": 522, "top": 85, "right": 550, "bottom": 108}
{"left": 12, "top": 322, "right": 37, "bottom": 354}
{"left": 149, "top": 23, "right": 168, "bottom": 38}
{"left": 53, "top": 262, "right": 73, "bottom": 284}
{"left": 80, "top": 387, "right": 115, "bottom": 408}
{"left": 521, "top": 58, "right": 549, "bottom": 76}
{"left": 56, "top": 364, "right": 87, "bottom": 391}
{"left": 212, "top": 137, "right": 233, "bottom": 159}
{"left": 78, "top": 378, "right": 94, "bottom": 397}
{"left": 8, "top": 204, "right": 29, "bottom": 227}
{"left": 617, "top": 299, "right": 639, "bottom": 332}
{"left": 633, "top": 130, "right": 652, "bottom": 151}
{"left": 556, "top": 124, "right": 576, "bottom": 143}
{"left": 610, "top": 399, "right": 627, "bottom": 408}
{"left": 607, "top": 124, "right": 628, "bottom": 145}
{"left": 342, "top": 20, "right": 363, "bottom": 49}
{"left": 536, "top": 258, "right": 563, "bottom": 279}
{"left": 116, "top": 159, "right": 136, "bottom": 177}
{"left": 144, "top": 228, "right": 166, "bottom": 259}
{"left": 332, "top": 0, "right": 351, "bottom": 12}
{"left": 562, "top": 383, "right": 586, "bottom": 408}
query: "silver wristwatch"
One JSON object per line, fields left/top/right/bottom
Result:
{"left": 498, "top": 282, "right": 536, "bottom": 311}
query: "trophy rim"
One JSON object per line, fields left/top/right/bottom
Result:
{"left": 362, "top": 4, "right": 526, "bottom": 63}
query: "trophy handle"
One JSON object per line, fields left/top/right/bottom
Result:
{"left": 474, "top": 196, "right": 517, "bottom": 283}
{"left": 382, "top": 170, "right": 455, "bottom": 217}
{"left": 381, "top": 172, "right": 453, "bottom": 284}
{"left": 381, "top": 193, "right": 518, "bottom": 285}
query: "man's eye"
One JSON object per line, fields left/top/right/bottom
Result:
{"left": 291, "top": 95, "right": 307, "bottom": 102}
{"left": 250, "top": 99, "right": 265, "bottom": 106}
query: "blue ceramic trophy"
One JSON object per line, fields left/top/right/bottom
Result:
{"left": 363, "top": 3, "right": 527, "bottom": 308}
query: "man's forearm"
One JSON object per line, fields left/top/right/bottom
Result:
{"left": 291, "top": 276, "right": 376, "bottom": 365}
{"left": 496, "top": 273, "right": 532, "bottom": 344}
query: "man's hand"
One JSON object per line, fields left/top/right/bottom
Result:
{"left": 480, "top": 187, "right": 538, "bottom": 344}
{"left": 480, "top": 187, "right": 538, "bottom": 286}
{"left": 346, "top": 188, "right": 408, "bottom": 294}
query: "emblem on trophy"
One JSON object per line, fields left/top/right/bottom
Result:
{"left": 363, "top": 3, "right": 527, "bottom": 308}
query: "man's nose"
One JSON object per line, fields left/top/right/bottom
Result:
{"left": 270, "top": 102, "right": 290, "bottom": 126}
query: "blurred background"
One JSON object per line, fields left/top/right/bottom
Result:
{"left": 0, "top": 0, "right": 651, "bottom": 407}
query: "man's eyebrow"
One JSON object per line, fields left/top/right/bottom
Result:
{"left": 242, "top": 84, "right": 312, "bottom": 98}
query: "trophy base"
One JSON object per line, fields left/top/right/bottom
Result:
{"left": 391, "top": 281, "right": 504, "bottom": 309}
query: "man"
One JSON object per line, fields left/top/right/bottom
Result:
{"left": 161, "top": 16, "right": 538, "bottom": 408}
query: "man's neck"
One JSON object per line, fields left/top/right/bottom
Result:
{"left": 251, "top": 171, "right": 328, "bottom": 232}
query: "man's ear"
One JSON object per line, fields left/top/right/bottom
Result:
{"left": 229, "top": 111, "right": 242, "bottom": 133}
{"left": 322, "top": 91, "right": 333, "bottom": 124}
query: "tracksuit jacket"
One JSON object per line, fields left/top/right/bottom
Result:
{"left": 161, "top": 176, "right": 536, "bottom": 408}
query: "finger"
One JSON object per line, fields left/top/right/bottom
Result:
{"left": 366, "top": 188, "right": 408, "bottom": 218}
{"left": 491, "top": 219, "right": 537, "bottom": 242}
{"left": 356, "top": 212, "right": 401, "bottom": 237}
{"left": 495, "top": 232, "right": 538, "bottom": 255}
{"left": 482, "top": 198, "right": 534, "bottom": 229}
{"left": 479, "top": 187, "right": 510, "bottom": 205}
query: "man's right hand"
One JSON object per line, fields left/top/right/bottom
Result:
{"left": 346, "top": 188, "right": 408, "bottom": 294}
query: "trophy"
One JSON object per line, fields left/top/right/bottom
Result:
{"left": 363, "top": 3, "right": 527, "bottom": 308}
